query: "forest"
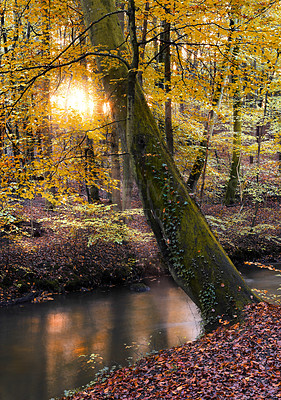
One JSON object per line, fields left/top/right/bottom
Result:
{"left": 0, "top": 0, "right": 280, "bottom": 399}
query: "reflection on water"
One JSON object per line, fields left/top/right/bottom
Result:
{"left": 0, "top": 277, "right": 201, "bottom": 400}
{"left": 0, "top": 268, "right": 280, "bottom": 400}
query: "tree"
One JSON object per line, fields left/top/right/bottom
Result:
{"left": 224, "top": 15, "right": 242, "bottom": 206}
{"left": 79, "top": 0, "right": 259, "bottom": 331}
{"left": 159, "top": 18, "right": 173, "bottom": 155}
{"left": 224, "top": 77, "right": 242, "bottom": 206}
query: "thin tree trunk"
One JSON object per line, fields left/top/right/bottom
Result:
{"left": 110, "top": 128, "right": 122, "bottom": 210}
{"left": 40, "top": 0, "right": 56, "bottom": 210}
{"left": 162, "top": 21, "right": 173, "bottom": 155}
{"left": 186, "top": 137, "right": 207, "bottom": 192}
{"left": 250, "top": 120, "right": 265, "bottom": 227}
{"left": 137, "top": 1, "right": 149, "bottom": 86}
{"left": 85, "top": 138, "right": 100, "bottom": 202}
{"left": 158, "top": 20, "right": 173, "bottom": 154}
{"left": 122, "top": 0, "right": 138, "bottom": 211}
{"left": 116, "top": 0, "right": 133, "bottom": 210}
{"left": 121, "top": 151, "right": 133, "bottom": 210}
{"left": 224, "top": 12, "right": 244, "bottom": 206}
{"left": 224, "top": 82, "right": 242, "bottom": 205}
{"left": 80, "top": 0, "right": 259, "bottom": 331}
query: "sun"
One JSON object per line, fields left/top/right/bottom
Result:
{"left": 51, "top": 87, "right": 96, "bottom": 115}
{"left": 66, "top": 88, "right": 88, "bottom": 113}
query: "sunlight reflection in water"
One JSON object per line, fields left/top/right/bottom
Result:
{"left": 0, "top": 268, "right": 279, "bottom": 400}
{"left": 0, "top": 276, "right": 201, "bottom": 400}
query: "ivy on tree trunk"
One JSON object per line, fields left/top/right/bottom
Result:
{"left": 79, "top": 0, "right": 260, "bottom": 331}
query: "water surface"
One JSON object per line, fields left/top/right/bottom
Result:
{"left": 0, "top": 277, "right": 201, "bottom": 400}
{"left": 0, "top": 267, "right": 280, "bottom": 400}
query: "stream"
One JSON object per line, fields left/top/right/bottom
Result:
{"left": 0, "top": 267, "right": 280, "bottom": 400}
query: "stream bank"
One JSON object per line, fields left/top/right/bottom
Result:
{"left": 0, "top": 197, "right": 280, "bottom": 306}
{"left": 57, "top": 301, "right": 281, "bottom": 400}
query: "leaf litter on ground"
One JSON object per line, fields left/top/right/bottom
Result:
{"left": 59, "top": 302, "right": 281, "bottom": 400}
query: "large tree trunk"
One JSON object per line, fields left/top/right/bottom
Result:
{"left": 80, "top": 0, "right": 259, "bottom": 331}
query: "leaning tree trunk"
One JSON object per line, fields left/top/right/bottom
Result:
{"left": 79, "top": 0, "right": 259, "bottom": 331}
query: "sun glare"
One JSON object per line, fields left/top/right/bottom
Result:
{"left": 68, "top": 88, "right": 86, "bottom": 112}
{"left": 103, "top": 102, "right": 111, "bottom": 114}
{"left": 51, "top": 87, "right": 96, "bottom": 115}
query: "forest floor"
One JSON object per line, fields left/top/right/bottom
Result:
{"left": 0, "top": 190, "right": 280, "bottom": 306}
{"left": 58, "top": 301, "right": 281, "bottom": 400}
{"left": 0, "top": 191, "right": 280, "bottom": 399}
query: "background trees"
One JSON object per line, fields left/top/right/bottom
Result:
{"left": 0, "top": 0, "right": 116, "bottom": 209}
{"left": 1, "top": 0, "right": 280, "bottom": 211}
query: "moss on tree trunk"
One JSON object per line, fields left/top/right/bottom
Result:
{"left": 80, "top": 0, "right": 260, "bottom": 331}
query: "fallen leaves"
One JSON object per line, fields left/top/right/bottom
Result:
{"left": 0, "top": 197, "right": 162, "bottom": 305}
{"left": 59, "top": 302, "right": 281, "bottom": 400}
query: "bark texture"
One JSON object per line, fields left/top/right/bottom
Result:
{"left": 80, "top": 0, "right": 260, "bottom": 331}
